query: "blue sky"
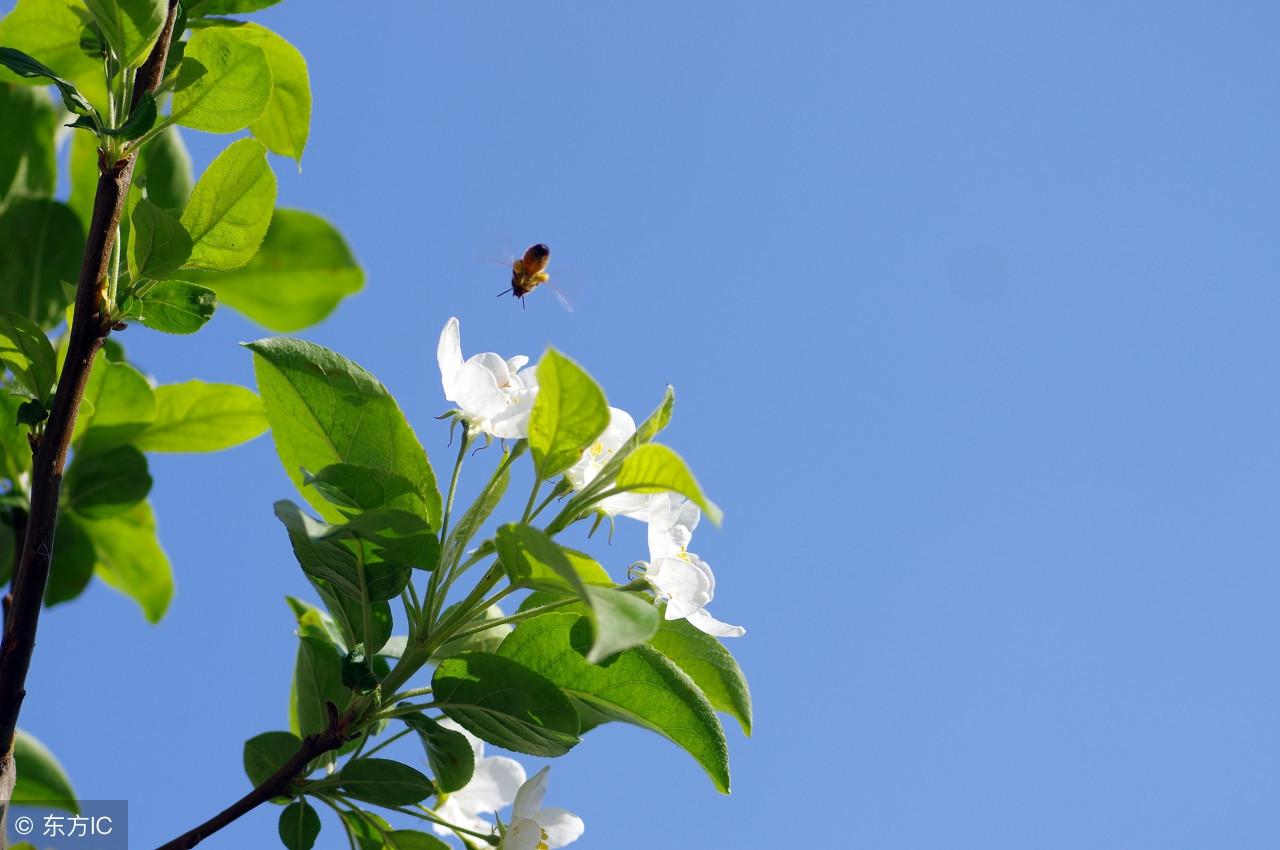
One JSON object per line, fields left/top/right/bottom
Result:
{"left": 10, "top": 1, "right": 1280, "bottom": 847}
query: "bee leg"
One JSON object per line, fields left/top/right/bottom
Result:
{"left": 496, "top": 288, "right": 509, "bottom": 297}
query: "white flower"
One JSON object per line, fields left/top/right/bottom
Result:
{"left": 432, "top": 720, "right": 527, "bottom": 841}
{"left": 437, "top": 317, "right": 539, "bottom": 439}
{"left": 501, "top": 767, "right": 584, "bottom": 850}
{"left": 564, "top": 407, "right": 648, "bottom": 518}
{"left": 643, "top": 492, "right": 745, "bottom": 638}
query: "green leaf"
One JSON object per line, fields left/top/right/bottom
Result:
{"left": 188, "top": 0, "right": 282, "bottom": 14}
{"left": 80, "top": 500, "right": 173, "bottom": 622}
{"left": 614, "top": 443, "right": 723, "bottom": 525}
{"left": 401, "top": 713, "right": 475, "bottom": 794}
{"left": 0, "top": 394, "right": 31, "bottom": 482}
{"left": 495, "top": 524, "right": 648, "bottom": 662}
{"left": 432, "top": 652, "right": 580, "bottom": 757}
{"left": 528, "top": 348, "right": 609, "bottom": 480}
{"left": 136, "top": 125, "right": 194, "bottom": 212}
{"left": 128, "top": 197, "right": 192, "bottom": 281}
{"left": 305, "top": 464, "right": 430, "bottom": 518}
{"left": 75, "top": 359, "right": 157, "bottom": 452}
{"left": 0, "top": 310, "right": 55, "bottom": 398}
{"left": 215, "top": 22, "right": 310, "bottom": 161}
{"left": 0, "top": 46, "right": 93, "bottom": 114}
{"left": 65, "top": 445, "right": 152, "bottom": 519}
{"left": 340, "top": 811, "right": 392, "bottom": 850}
{"left": 170, "top": 27, "right": 271, "bottom": 133}
{"left": 0, "top": 198, "right": 82, "bottom": 328}
{"left": 0, "top": 0, "right": 107, "bottom": 109}
{"left": 275, "top": 502, "right": 394, "bottom": 652}
{"left": 244, "top": 730, "right": 301, "bottom": 788}
{"left": 286, "top": 595, "right": 346, "bottom": 648}
{"left": 188, "top": 209, "right": 363, "bottom": 331}
{"left": 67, "top": 126, "right": 98, "bottom": 229}
{"left": 293, "top": 635, "right": 347, "bottom": 738}
{"left": 104, "top": 90, "right": 157, "bottom": 139}
{"left": 132, "top": 380, "right": 266, "bottom": 453}
{"left": 339, "top": 758, "right": 435, "bottom": 808}
{"left": 180, "top": 138, "right": 276, "bottom": 271}
{"left": 333, "top": 508, "right": 438, "bottom": 572}
{"left": 45, "top": 514, "right": 95, "bottom": 606}
{"left": 132, "top": 280, "right": 217, "bottom": 334}
{"left": 385, "top": 831, "right": 450, "bottom": 850}
{"left": 341, "top": 644, "right": 380, "bottom": 693}
{"left": 13, "top": 729, "right": 77, "bottom": 812}
{"left": 250, "top": 338, "right": 441, "bottom": 526}
{"left": 500, "top": 612, "right": 730, "bottom": 793}
{"left": 648, "top": 613, "right": 753, "bottom": 736}
{"left": 0, "top": 83, "right": 57, "bottom": 205}
{"left": 278, "top": 800, "right": 321, "bottom": 850}
{"left": 83, "top": 0, "right": 167, "bottom": 68}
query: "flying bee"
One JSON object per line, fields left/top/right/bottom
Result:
{"left": 498, "top": 244, "right": 572, "bottom": 311}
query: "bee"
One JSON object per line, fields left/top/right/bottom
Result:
{"left": 497, "top": 243, "right": 552, "bottom": 305}
{"left": 499, "top": 243, "right": 570, "bottom": 310}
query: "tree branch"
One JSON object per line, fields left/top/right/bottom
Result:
{"left": 0, "top": 0, "right": 181, "bottom": 810}
{"left": 154, "top": 707, "right": 352, "bottom": 850}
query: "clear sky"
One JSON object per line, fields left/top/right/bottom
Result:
{"left": 9, "top": 1, "right": 1280, "bottom": 848}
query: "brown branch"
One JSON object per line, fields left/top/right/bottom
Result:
{"left": 154, "top": 707, "right": 352, "bottom": 850}
{"left": 0, "top": 0, "right": 181, "bottom": 804}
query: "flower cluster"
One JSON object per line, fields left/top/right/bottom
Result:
{"left": 437, "top": 318, "right": 745, "bottom": 638}
{"left": 432, "top": 721, "right": 585, "bottom": 849}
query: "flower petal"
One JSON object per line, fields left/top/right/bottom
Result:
{"left": 503, "top": 818, "right": 544, "bottom": 850}
{"left": 687, "top": 607, "right": 746, "bottom": 638}
{"left": 438, "top": 317, "right": 464, "bottom": 395}
{"left": 646, "top": 492, "right": 701, "bottom": 558}
{"left": 512, "top": 766, "right": 550, "bottom": 820}
{"left": 646, "top": 555, "right": 713, "bottom": 619}
{"left": 537, "top": 807, "right": 585, "bottom": 847}
{"left": 459, "top": 755, "right": 527, "bottom": 812}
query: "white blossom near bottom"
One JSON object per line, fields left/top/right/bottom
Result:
{"left": 431, "top": 720, "right": 526, "bottom": 841}
{"left": 643, "top": 492, "right": 745, "bottom": 638}
{"left": 500, "top": 767, "right": 584, "bottom": 850}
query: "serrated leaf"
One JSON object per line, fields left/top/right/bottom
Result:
{"left": 647, "top": 612, "right": 753, "bottom": 736}
{"left": 401, "top": 713, "right": 475, "bottom": 794}
{"left": 128, "top": 197, "right": 192, "bottom": 281}
{"left": 614, "top": 443, "right": 723, "bottom": 525}
{"left": 75, "top": 359, "right": 157, "bottom": 452}
{"left": 80, "top": 500, "right": 173, "bottom": 622}
{"left": 170, "top": 27, "right": 271, "bottom": 132}
{"left": 249, "top": 338, "right": 440, "bottom": 526}
{"left": 500, "top": 612, "right": 730, "bottom": 792}
{"left": 188, "top": 209, "right": 363, "bottom": 331}
{"left": 132, "top": 380, "right": 266, "bottom": 453}
{"left": 293, "top": 635, "right": 347, "bottom": 739}
{"left": 0, "top": 0, "right": 107, "bottom": 109}
{"left": 528, "top": 348, "right": 609, "bottom": 480}
{"left": 432, "top": 652, "right": 580, "bottom": 757}
{"left": 207, "top": 22, "right": 310, "bottom": 160}
{"left": 339, "top": 759, "right": 435, "bottom": 808}
{"left": 134, "top": 280, "right": 217, "bottom": 334}
{"left": 180, "top": 137, "right": 276, "bottom": 271}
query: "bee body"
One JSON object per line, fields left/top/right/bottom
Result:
{"left": 508, "top": 243, "right": 551, "bottom": 303}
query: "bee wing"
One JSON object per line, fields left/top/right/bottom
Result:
{"left": 552, "top": 285, "right": 574, "bottom": 313}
